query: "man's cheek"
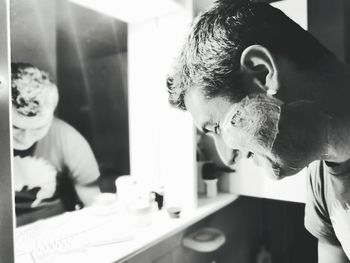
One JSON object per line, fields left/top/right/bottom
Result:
{"left": 270, "top": 101, "right": 332, "bottom": 176}
{"left": 221, "top": 94, "right": 282, "bottom": 161}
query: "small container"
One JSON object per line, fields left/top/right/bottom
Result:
{"left": 152, "top": 185, "right": 165, "bottom": 210}
{"left": 166, "top": 206, "right": 181, "bottom": 218}
{"left": 202, "top": 162, "right": 219, "bottom": 198}
{"left": 203, "top": 178, "right": 218, "bottom": 198}
{"left": 115, "top": 176, "right": 138, "bottom": 212}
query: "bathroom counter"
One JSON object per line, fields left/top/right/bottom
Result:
{"left": 16, "top": 193, "right": 238, "bottom": 263}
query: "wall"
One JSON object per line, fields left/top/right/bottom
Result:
{"left": 10, "top": 0, "right": 56, "bottom": 79}
{"left": 128, "top": 8, "right": 197, "bottom": 211}
{"left": 308, "top": 0, "right": 350, "bottom": 65}
{"left": 308, "top": 0, "right": 345, "bottom": 61}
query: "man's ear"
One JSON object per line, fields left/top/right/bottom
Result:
{"left": 240, "top": 45, "right": 279, "bottom": 96}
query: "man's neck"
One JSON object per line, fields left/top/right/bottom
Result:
{"left": 277, "top": 55, "right": 350, "bottom": 164}
{"left": 305, "top": 57, "right": 350, "bottom": 163}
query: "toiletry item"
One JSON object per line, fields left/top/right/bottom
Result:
{"left": 166, "top": 206, "right": 181, "bottom": 218}
{"left": 202, "top": 162, "right": 219, "bottom": 180}
{"left": 115, "top": 176, "right": 137, "bottom": 211}
{"left": 152, "top": 187, "right": 164, "bottom": 210}
{"left": 202, "top": 162, "right": 219, "bottom": 197}
{"left": 203, "top": 179, "right": 218, "bottom": 198}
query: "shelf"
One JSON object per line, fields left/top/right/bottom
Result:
{"left": 16, "top": 193, "right": 238, "bottom": 263}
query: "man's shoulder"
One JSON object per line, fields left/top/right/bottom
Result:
{"left": 307, "top": 159, "right": 350, "bottom": 185}
{"left": 39, "top": 117, "right": 86, "bottom": 149}
{"left": 307, "top": 161, "right": 325, "bottom": 183}
{"left": 307, "top": 160, "right": 326, "bottom": 198}
{"left": 51, "top": 117, "right": 76, "bottom": 131}
{"left": 306, "top": 159, "right": 350, "bottom": 207}
{"left": 48, "top": 118, "right": 83, "bottom": 138}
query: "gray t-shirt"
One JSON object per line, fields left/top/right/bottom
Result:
{"left": 15, "top": 118, "right": 100, "bottom": 226}
{"left": 305, "top": 160, "right": 350, "bottom": 258}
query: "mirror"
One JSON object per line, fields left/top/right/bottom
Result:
{"left": 11, "top": 0, "right": 130, "bottom": 226}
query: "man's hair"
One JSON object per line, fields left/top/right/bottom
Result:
{"left": 167, "top": 0, "right": 332, "bottom": 110}
{"left": 12, "top": 62, "right": 59, "bottom": 117}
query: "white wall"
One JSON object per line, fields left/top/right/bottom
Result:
{"left": 271, "top": 0, "right": 308, "bottom": 30}
{"left": 128, "top": 5, "right": 198, "bottom": 211}
{"left": 219, "top": 159, "right": 307, "bottom": 203}
{"left": 10, "top": 0, "right": 56, "bottom": 79}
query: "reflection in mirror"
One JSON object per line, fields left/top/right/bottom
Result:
{"left": 11, "top": 0, "right": 130, "bottom": 226}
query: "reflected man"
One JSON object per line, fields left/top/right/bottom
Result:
{"left": 12, "top": 63, "right": 100, "bottom": 226}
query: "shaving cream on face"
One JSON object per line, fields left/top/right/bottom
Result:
{"left": 221, "top": 94, "right": 283, "bottom": 177}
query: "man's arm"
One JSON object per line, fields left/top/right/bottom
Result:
{"left": 318, "top": 241, "right": 350, "bottom": 263}
{"left": 75, "top": 181, "right": 100, "bottom": 206}
{"left": 57, "top": 119, "right": 101, "bottom": 206}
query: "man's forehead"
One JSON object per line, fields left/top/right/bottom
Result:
{"left": 184, "top": 88, "right": 214, "bottom": 127}
{"left": 184, "top": 88, "right": 233, "bottom": 130}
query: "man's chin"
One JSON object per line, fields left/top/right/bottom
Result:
{"left": 251, "top": 153, "right": 302, "bottom": 180}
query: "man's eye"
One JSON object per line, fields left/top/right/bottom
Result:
{"left": 214, "top": 123, "right": 221, "bottom": 134}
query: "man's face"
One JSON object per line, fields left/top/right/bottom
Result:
{"left": 184, "top": 87, "right": 283, "bottom": 178}
{"left": 12, "top": 109, "right": 53, "bottom": 150}
{"left": 184, "top": 88, "right": 243, "bottom": 167}
{"left": 185, "top": 86, "right": 331, "bottom": 179}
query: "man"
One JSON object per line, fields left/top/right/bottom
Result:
{"left": 167, "top": 1, "right": 350, "bottom": 262}
{"left": 12, "top": 62, "right": 100, "bottom": 226}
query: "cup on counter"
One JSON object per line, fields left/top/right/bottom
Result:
{"left": 166, "top": 206, "right": 182, "bottom": 219}
{"left": 115, "top": 176, "right": 155, "bottom": 227}
{"left": 203, "top": 178, "right": 218, "bottom": 198}
{"left": 115, "top": 175, "right": 138, "bottom": 212}
{"left": 202, "top": 162, "right": 219, "bottom": 198}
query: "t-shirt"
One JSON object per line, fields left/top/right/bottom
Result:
{"left": 14, "top": 118, "right": 100, "bottom": 226}
{"left": 305, "top": 160, "right": 350, "bottom": 259}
